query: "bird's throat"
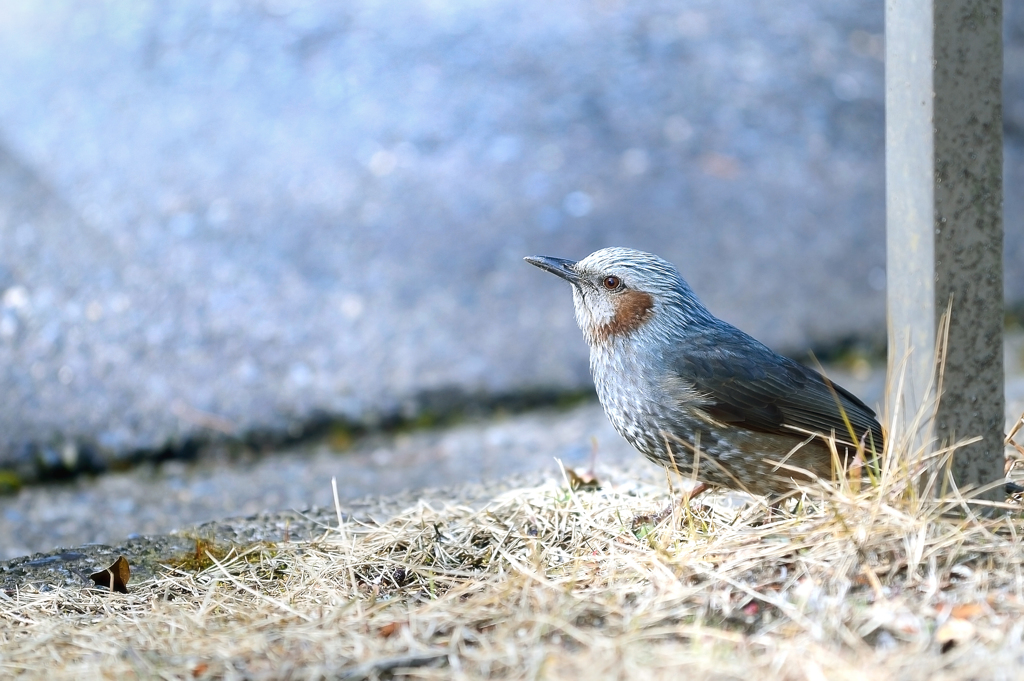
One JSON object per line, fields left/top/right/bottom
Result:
{"left": 595, "top": 290, "right": 654, "bottom": 342}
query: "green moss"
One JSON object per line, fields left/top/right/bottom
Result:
{"left": 0, "top": 470, "right": 22, "bottom": 494}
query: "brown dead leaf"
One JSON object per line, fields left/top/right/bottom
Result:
{"left": 950, "top": 603, "right": 984, "bottom": 620}
{"left": 378, "top": 622, "right": 402, "bottom": 638}
{"left": 565, "top": 467, "right": 600, "bottom": 491}
{"left": 88, "top": 555, "right": 131, "bottom": 594}
{"left": 986, "top": 592, "right": 1020, "bottom": 608}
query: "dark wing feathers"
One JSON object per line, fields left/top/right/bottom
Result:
{"left": 672, "top": 327, "right": 884, "bottom": 451}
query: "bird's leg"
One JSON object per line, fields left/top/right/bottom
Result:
{"left": 753, "top": 494, "right": 793, "bottom": 525}
{"left": 684, "top": 481, "right": 711, "bottom": 503}
{"left": 631, "top": 482, "right": 712, "bottom": 531}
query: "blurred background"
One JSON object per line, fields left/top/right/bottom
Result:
{"left": 0, "top": 1, "right": 1022, "bottom": 555}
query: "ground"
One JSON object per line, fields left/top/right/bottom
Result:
{"left": 4, "top": 429, "right": 1024, "bottom": 680}
{"left": 3, "top": 340, "right": 1024, "bottom": 678}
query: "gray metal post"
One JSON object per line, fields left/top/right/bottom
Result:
{"left": 886, "top": 0, "right": 1004, "bottom": 501}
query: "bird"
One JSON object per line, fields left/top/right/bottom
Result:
{"left": 525, "top": 247, "right": 884, "bottom": 499}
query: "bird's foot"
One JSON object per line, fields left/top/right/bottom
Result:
{"left": 747, "top": 495, "right": 796, "bottom": 526}
{"left": 631, "top": 482, "right": 711, "bottom": 533}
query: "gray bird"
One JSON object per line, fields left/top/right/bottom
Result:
{"left": 525, "top": 247, "right": 884, "bottom": 498}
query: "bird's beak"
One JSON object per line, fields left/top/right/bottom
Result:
{"left": 524, "top": 255, "right": 582, "bottom": 284}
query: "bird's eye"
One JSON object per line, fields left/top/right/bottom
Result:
{"left": 603, "top": 276, "right": 621, "bottom": 290}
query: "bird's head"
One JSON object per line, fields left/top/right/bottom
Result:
{"left": 525, "top": 247, "right": 712, "bottom": 347}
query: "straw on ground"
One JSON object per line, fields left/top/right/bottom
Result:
{"left": 3, "top": 412, "right": 1024, "bottom": 681}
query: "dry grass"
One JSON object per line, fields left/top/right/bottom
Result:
{"left": 4, "top": 335, "right": 1024, "bottom": 679}
{"left": 3, "top": 420, "right": 1024, "bottom": 681}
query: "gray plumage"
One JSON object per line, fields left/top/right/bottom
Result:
{"left": 525, "top": 247, "right": 884, "bottom": 497}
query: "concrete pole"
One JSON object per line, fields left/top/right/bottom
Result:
{"left": 886, "top": 0, "right": 1004, "bottom": 502}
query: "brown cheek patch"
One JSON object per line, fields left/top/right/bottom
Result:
{"left": 598, "top": 290, "right": 654, "bottom": 340}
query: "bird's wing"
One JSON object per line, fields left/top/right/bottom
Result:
{"left": 669, "top": 326, "right": 884, "bottom": 452}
